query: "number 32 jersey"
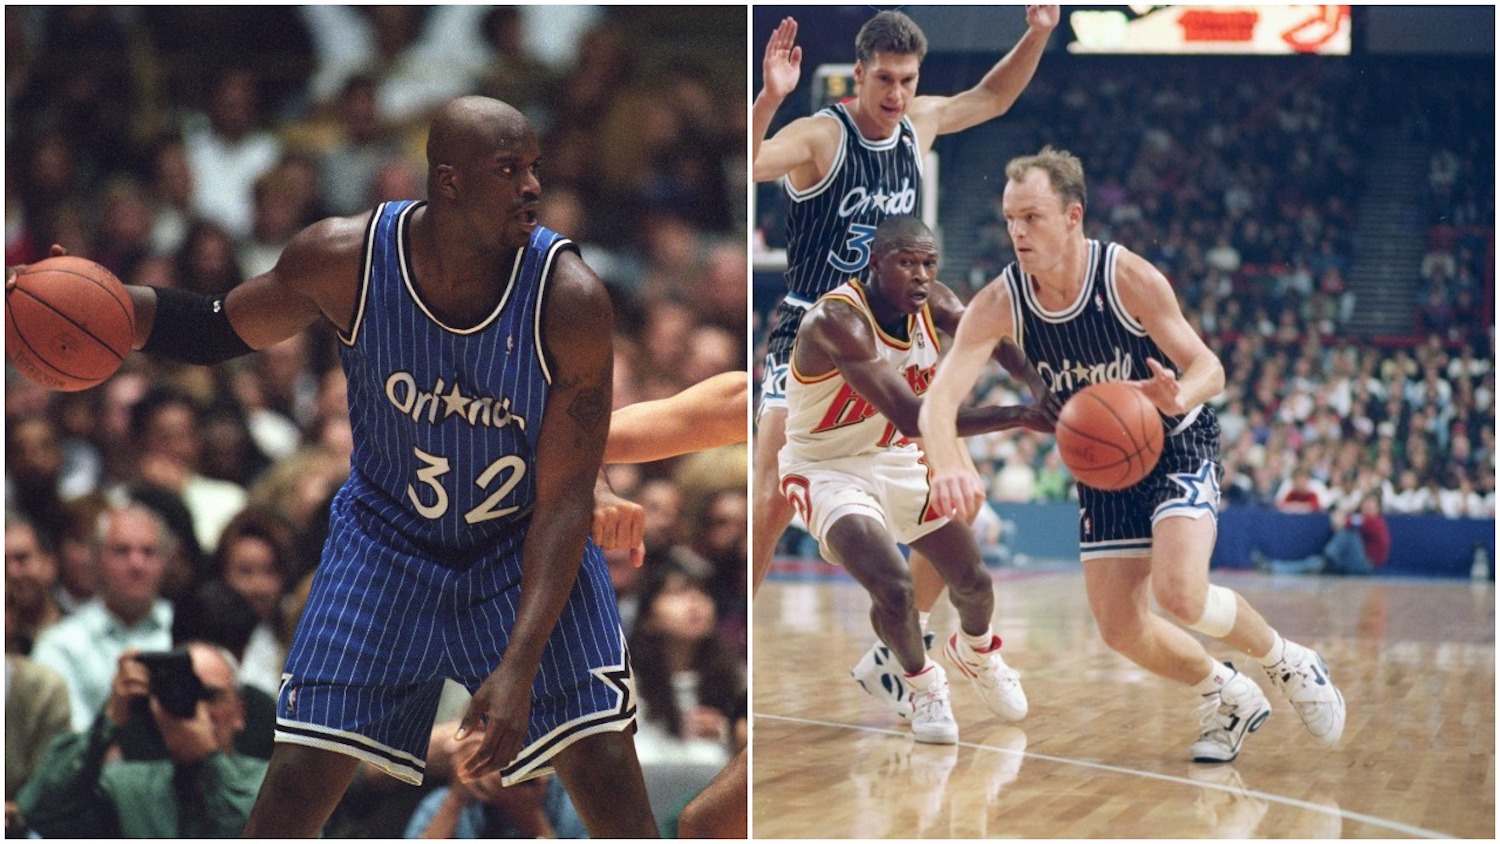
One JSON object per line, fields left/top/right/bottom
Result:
{"left": 335, "top": 199, "right": 570, "bottom": 563}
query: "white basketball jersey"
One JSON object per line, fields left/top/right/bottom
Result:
{"left": 781, "top": 279, "right": 942, "bottom": 464}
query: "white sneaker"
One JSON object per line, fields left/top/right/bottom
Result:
{"left": 851, "top": 631, "right": 936, "bottom": 719}
{"left": 1190, "top": 668, "right": 1272, "bottom": 763}
{"left": 1264, "top": 641, "right": 1346, "bottom": 745}
{"left": 905, "top": 664, "right": 958, "bottom": 745}
{"left": 942, "top": 633, "right": 1028, "bottom": 721}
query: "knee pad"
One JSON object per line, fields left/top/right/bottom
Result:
{"left": 1185, "top": 584, "right": 1238, "bottom": 638}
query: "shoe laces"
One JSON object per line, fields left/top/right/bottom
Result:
{"left": 912, "top": 677, "right": 951, "bottom": 719}
{"left": 1196, "top": 693, "right": 1234, "bottom": 736}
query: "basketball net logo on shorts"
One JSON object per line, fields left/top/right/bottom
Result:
{"left": 384, "top": 371, "right": 529, "bottom": 430}
{"left": 1036, "top": 347, "right": 1136, "bottom": 394}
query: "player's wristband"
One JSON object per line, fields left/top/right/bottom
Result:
{"left": 141, "top": 286, "right": 255, "bottom": 365}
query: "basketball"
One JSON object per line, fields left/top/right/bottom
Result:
{"left": 6, "top": 256, "right": 135, "bottom": 392}
{"left": 1055, "top": 381, "right": 1164, "bottom": 491}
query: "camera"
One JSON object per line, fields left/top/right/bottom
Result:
{"left": 135, "top": 650, "right": 213, "bottom": 719}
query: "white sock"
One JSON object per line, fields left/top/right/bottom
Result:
{"left": 1192, "top": 661, "right": 1237, "bottom": 695}
{"left": 903, "top": 657, "right": 939, "bottom": 687}
{"left": 959, "top": 626, "right": 996, "bottom": 651}
{"left": 1256, "top": 634, "right": 1287, "bottom": 667}
{"left": 918, "top": 611, "right": 932, "bottom": 633}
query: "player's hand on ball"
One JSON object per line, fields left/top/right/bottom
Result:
{"left": 5, "top": 243, "right": 68, "bottom": 289}
{"left": 1137, "top": 358, "right": 1186, "bottom": 416}
{"left": 930, "top": 468, "right": 986, "bottom": 524}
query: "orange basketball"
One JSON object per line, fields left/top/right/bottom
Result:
{"left": 1055, "top": 381, "right": 1164, "bottom": 491}
{"left": 6, "top": 256, "right": 134, "bottom": 392}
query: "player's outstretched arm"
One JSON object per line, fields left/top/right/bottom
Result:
{"left": 910, "top": 5, "right": 1059, "bottom": 140}
{"left": 457, "top": 250, "right": 613, "bottom": 781}
{"left": 606, "top": 370, "right": 749, "bottom": 465}
{"left": 132, "top": 214, "right": 364, "bottom": 363}
{"left": 928, "top": 282, "right": 1059, "bottom": 429}
{"left": 919, "top": 280, "right": 1017, "bottom": 520}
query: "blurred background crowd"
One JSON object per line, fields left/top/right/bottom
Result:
{"left": 6, "top": 6, "right": 746, "bottom": 838}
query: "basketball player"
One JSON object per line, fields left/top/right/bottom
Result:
{"left": 918, "top": 147, "right": 1347, "bottom": 763}
{"left": 781, "top": 216, "right": 1052, "bottom": 744}
{"left": 753, "top": 5, "right": 1059, "bottom": 718}
{"left": 12, "top": 98, "right": 659, "bottom": 837}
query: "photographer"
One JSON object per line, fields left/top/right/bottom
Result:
{"left": 14, "top": 641, "right": 267, "bottom": 837}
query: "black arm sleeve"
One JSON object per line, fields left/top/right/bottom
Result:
{"left": 139, "top": 287, "right": 256, "bottom": 365}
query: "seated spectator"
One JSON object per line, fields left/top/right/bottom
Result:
{"left": 402, "top": 770, "right": 586, "bottom": 839}
{"left": 166, "top": 580, "right": 276, "bottom": 761}
{"left": 627, "top": 561, "right": 743, "bottom": 768}
{"left": 1272, "top": 468, "right": 1329, "bottom": 513}
{"left": 14, "top": 641, "right": 265, "bottom": 838}
{"left": 130, "top": 387, "right": 248, "bottom": 555}
{"left": 31, "top": 502, "right": 175, "bottom": 731}
{"left": 5, "top": 630, "right": 71, "bottom": 816}
{"left": 1254, "top": 495, "right": 1389, "bottom": 577}
{"left": 5, "top": 516, "right": 62, "bottom": 654}
{"left": 213, "top": 508, "right": 296, "bottom": 697}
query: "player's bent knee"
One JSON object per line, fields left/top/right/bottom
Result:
{"left": 1183, "top": 584, "right": 1238, "bottom": 638}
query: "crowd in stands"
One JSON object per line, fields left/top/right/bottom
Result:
{"left": 6, "top": 6, "right": 745, "bottom": 838}
{"left": 754, "top": 54, "right": 1493, "bottom": 545}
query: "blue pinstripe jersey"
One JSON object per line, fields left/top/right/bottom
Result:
{"left": 782, "top": 103, "right": 923, "bottom": 305}
{"left": 336, "top": 200, "right": 575, "bottom": 564}
{"left": 1001, "top": 240, "right": 1213, "bottom": 437}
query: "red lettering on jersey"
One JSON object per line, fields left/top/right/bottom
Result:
{"left": 811, "top": 383, "right": 880, "bottom": 433}
{"left": 903, "top": 363, "right": 935, "bottom": 396}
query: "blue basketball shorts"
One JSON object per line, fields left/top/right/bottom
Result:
{"left": 1076, "top": 413, "right": 1222, "bottom": 561}
{"left": 275, "top": 499, "right": 635, "bottom": 786}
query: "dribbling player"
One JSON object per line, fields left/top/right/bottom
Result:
{"left": 920, "top": 147, "right": 1347, "bottom": 763}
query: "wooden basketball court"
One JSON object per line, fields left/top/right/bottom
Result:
{"left": 751, "top": 564, "right": 1495, "bottom": 839}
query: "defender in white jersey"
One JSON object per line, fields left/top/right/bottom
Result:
{"left": 919, "top": 148, "right": 1347, "bottom": 764}
{"left": 780, "top": 216, "right": 1053, "bottom": 744}
{"left": 753, "top": 7, "right": 1060, "bottom": 719}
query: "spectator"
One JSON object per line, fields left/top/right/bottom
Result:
{"left": 1272, "top": 468, "right": 1329, "bottom": 513}
{"left": 5, "top": 414, "right": 71, "bottom": 547}
{"left": 318, "top": 75, "right": 404, "bottom": 217}
{"left": 182, "top": 67, "right": 282, "bottom": 240}
{"left": 213, "top": 508, "right": 295, "bottom": 697}
{"left": 15, "top": 641, "right": 265, "bottom": 837}
{"left": 627, "top": 561, "right": 743, "bottom": 767}
{"left": 1254, "top": 495, "right": 1389, "bottom": 576}
{"left": 402, "top": 770, "right": 586, "bottom": 839}
{"left": 130, "top": 387, "right": 247, "bottom": 554}
{"left": 31, "top": 502, "right": 175, "bottom": 731}
{"left": 51, "top": 493, "right": 108, "bottom": 615}
{"left": 4, "top": 645, "right": 71, "bottom": 817}
{"left": 5, "top": 516, "right": 62, "bottom": 654}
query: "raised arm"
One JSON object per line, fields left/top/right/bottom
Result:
{"left": 752, "top": 17, "right": 803, "bottom": 180}
{"left": 457, "top": 250, "right": 613, "bottom": 779}
{"left": 907, "top": 5, "right": 1058, "bottom": 143}
{"left": 606, "top": 370, "right": 749, "bottom": 464}
{"left": 1113, "top": 248, "right": 1225, "bottom": 416}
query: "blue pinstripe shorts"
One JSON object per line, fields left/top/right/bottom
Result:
{"left": 275, "top": 496, "right": 636, "bottom": 786}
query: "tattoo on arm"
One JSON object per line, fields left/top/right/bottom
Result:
{"left": 567, "top": 384, "right": 610, "bottom": 435}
